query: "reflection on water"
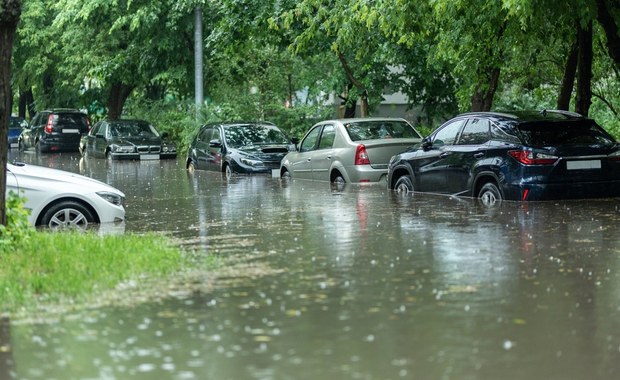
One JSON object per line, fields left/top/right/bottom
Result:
{"left": 5, "top": 151, "right": 620, "bottom": 379}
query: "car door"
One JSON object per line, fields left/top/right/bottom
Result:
{"left": 290, "top": 125, "right": 322, "bottom": 180}
{"left": 22, "top": 113, "right": 42, "bottom": 148}
{"left": 442, "top": 118, "right": 490, "bottom": 194}
{"left": 413, "top": 119, "right": 466, "bottom": 192}
{"left": 192, "top": 126, "right": 213, "bottom": 170}
{"left": 84, "top": 122, "right": 101, "bottom": 156}
{"left": 310, "top": 124, "right": 336, "bottom": 181}
{"left": 206, "top": 127, "right": 224, "bottom": 171}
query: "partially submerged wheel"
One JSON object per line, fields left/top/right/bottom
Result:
{"left": 224, "top": 164, "right": 233, "bottom": 179}
{"left": 394, "top": 175, "right": 414, "bottom": 194}
{"left": 281, "top": 169, "right": 291, "bottom": 180}
{"left": 478, "top": 182, "right": 502, "bottom": 207}
{"left": 40, "top": 201, "right": 95, "bottom": 230}
{"left": 187, "top": 160, "right": 196, "bottom": 175}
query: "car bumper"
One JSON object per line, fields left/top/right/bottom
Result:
{"left": 503, "top": 180, "right": 620, "bottom": 201}
{"left": 342, "top": 165, "right": 388, "bottom": 183}
{"left": 110, "top": 153, "right": 176, "bottom": 160}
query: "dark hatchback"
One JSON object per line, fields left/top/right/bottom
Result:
{"left": 387, "top": 110, "right": 620, "bottom": 204}
{"left": 186, "top": 122, "right": 293, "bottom": 177}
{"left": 18, "top": 108, "right": 90, "bottom": 153}
{"left": 79, "top": 119, "right": 177, "bottom": 160}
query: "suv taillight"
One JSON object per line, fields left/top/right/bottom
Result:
{"left": 355, "top": 144, "right": 370, "bottom": 165}
{"left": 508, "top": 150, "right": 558, "bottom": 165}
{"left": 45, "top": 115, "right": 56, "bottom": 134}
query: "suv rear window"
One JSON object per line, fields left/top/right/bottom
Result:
{"left": 517, "top": 120, "right": 616, "bottom": 147}
{"left": 56, "top": 113, "right": 89, "bottom": 126}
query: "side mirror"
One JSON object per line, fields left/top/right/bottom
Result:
{"left": 291, "top": 137, "right": 300, "bottom": 145}
{"left": 421, "top": 138, "right": 433, "bottom": 151}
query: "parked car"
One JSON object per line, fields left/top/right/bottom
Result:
{"left": 280, "top": 118, "right": 423, "bottom": 184}
{"left": 9, "top": 116, "right": 28, "bottom": 149}
{"left": 186, "top": 122, "right": 293, "bottom": 177}
{"left": 387, "top": 110, "right": 620, "bottom": 205}
{"left": 6, "top": 162, "right": 125, "bottom": 230}
{"left": 18, "top": 108, "right": 90, "bottom": 153}
{"left": 79, "top": 119, "right": 177, "bottom": 160}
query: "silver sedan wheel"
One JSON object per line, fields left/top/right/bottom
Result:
{"left": 48, "top": 208, "right": 90, "bottom": 230}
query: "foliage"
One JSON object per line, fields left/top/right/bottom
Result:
{"left": 0, "top": 191, "right": 33, "bottom": 251}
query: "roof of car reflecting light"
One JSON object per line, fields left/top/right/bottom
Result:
{"left": 457, "top": 110, "right": 585, "bottom": 124}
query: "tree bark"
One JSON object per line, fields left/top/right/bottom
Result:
{"left": 575, "top": 22, "right": 593, "bottom": 117}
{"left": 557, "top": 37, "right": 578, "bottom": 110}
{"left": 471, "top": 67, "right": 500, "bottom": 112}
{"left": 337, "top": 51, "right": 368, "bottom": 117}
{"left": 596, "top": 0, "right": 620, "bottom": 67}
{"left": 106, "top": 82, "right": 134, "bottom": 120}
{"left": 0, "top": 0, "right": 22, "bottom": 226}
{"left": 18, "top": 87, "right": 35, "bottom": 119}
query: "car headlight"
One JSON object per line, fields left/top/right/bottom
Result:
{"left": 111, "top": 145, "right": 136, "bottom": 153}
{"left": 240, "top": 158, "right": 264, "bottom": 167}
{"left": 97, "top": 191, "right": 124, "bottom": 206}
{"left": 162, "top": 145, "right": 176, "bottom": 153}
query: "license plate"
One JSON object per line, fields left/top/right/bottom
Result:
{"left": 566, "top": 160, "right": 601, "bottom": 170}
{"left": 63, "top": 128, "right": 79, "bottom": 133}
{"left": 9, "top": 143, "right": 18, "bottom": 148}
{"left": 140, "top": 154, "right": 159, "bottom": 160}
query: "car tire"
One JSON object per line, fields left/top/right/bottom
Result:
{"left": 394, "top": 175, "right": 414, "bottom": 194}
{"left": 40, "top": 201, "right": 95, "bottom": 230}
{"left": 187, "top": 160, "right": 196, "bottom": 175}
{"left": 478, "top": 182, "right": 502, "bottom": 207}
{"left": 281, "top": 169, "right": 291, "bottom": 180}
{"left": 224, "top": 164, "right": 233, "bottom": 179}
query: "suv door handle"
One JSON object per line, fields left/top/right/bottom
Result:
{"left": 473, "top": 153, "right": 484, "bottom": 158}
{"left": 439, "top": 152, "right": 450, "bottom": 158}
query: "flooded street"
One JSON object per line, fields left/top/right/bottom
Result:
{"left": 4, "top": 151, "right": 620, "bottom": 379}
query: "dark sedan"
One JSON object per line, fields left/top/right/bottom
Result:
{"left": 79, "top": 119, "right": 177, "bottom": 160}
{"left": 387, "top": 110, "right": 620, "bottom": 205}
{"left": 186, "top": 122, "right": 293, "bottom": 177}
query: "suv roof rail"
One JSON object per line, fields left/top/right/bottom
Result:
{"left": 539, "top": 109, "right": 584, "bottom": 119}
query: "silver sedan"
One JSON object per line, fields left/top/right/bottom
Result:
{"left": 280, "top": 118, "right": 422, "bottom": 184}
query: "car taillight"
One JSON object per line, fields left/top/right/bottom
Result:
{"left": 508, "top": 150, "right": 558, "bottom": 165}
{"left": 355, "top": 144, "right": 370, "bottom": 165}
{"left": 608, "top": 150, "right": 620, "bottom": 161}
{"left": 45, "top": 115, "right": 56, "bottom": 134}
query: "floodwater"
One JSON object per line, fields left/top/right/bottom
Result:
{"left": 4, "top": 151, "right": 620, "bottom": 380}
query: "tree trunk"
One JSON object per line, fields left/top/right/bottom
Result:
{"left": 596, "top": 0, "right": 620, "bottom": 67}
{"left": 471, "top": 67, "right": 500, "bottom": 112}
{"left": 0, "top": 0, "right": 22, "bottom": 226}
{"left": 557, "top": 37, "right": 578, "bottom": 110}
{"left": 106, "top": 82, "right": 134, "bottom": 120}
{"left": 18, "top": 87, "right": 35, "bottom": 119}
{"left": 194, "top": 6, "right": 204, "bottom": 121}
{"left": 575, "top": 22, "right": 593, "bottom": 117}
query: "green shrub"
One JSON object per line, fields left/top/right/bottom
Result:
{"left": 0, "top": 191, "right": 33, "bottom": 252}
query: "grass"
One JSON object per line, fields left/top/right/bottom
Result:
{"left": 0, "top": 231, "right": 213, "bottom": 316}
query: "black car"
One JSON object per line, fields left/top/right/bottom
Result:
{"left": 186, "top": 122, "right": 293, "bottom": 177}
{"left": 387, "top": 110, "right": 620, "bottom": 204}
{"left": 79, "top": 119, "right": 177, "bottom": 160}
{"left": 9, "top": 116, "right": 28, "bottom": 149}
{"left": 18, "top": 108, "right": 90, "bottom": 153}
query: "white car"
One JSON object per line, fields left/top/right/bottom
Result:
{"left": 6, "top": 162, "right": 125, "bottom": 230}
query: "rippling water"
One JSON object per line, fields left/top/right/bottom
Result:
{"left": 4, "top": 151, "right": 620, "bottom": 379}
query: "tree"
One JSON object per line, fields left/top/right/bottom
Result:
{"left": 0, "top": 0, "right": 22, "bottom": 226}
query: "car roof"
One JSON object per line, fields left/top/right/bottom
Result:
{"left": 322, "top": 117, "right": 410, "bottom": 124}
{"left": 202, "top": 121, "right": 277, "bottom": 128}
{"left": 455, "top": 110, "right": 585, "bottom": 124}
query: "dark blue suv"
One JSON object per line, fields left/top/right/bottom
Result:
{"left": 387, "top": 110, "right": 620, "bottom": 204}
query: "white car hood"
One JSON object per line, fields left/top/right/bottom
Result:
{"left": 7, "top": 162, "right": 125, "bottom": 197}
